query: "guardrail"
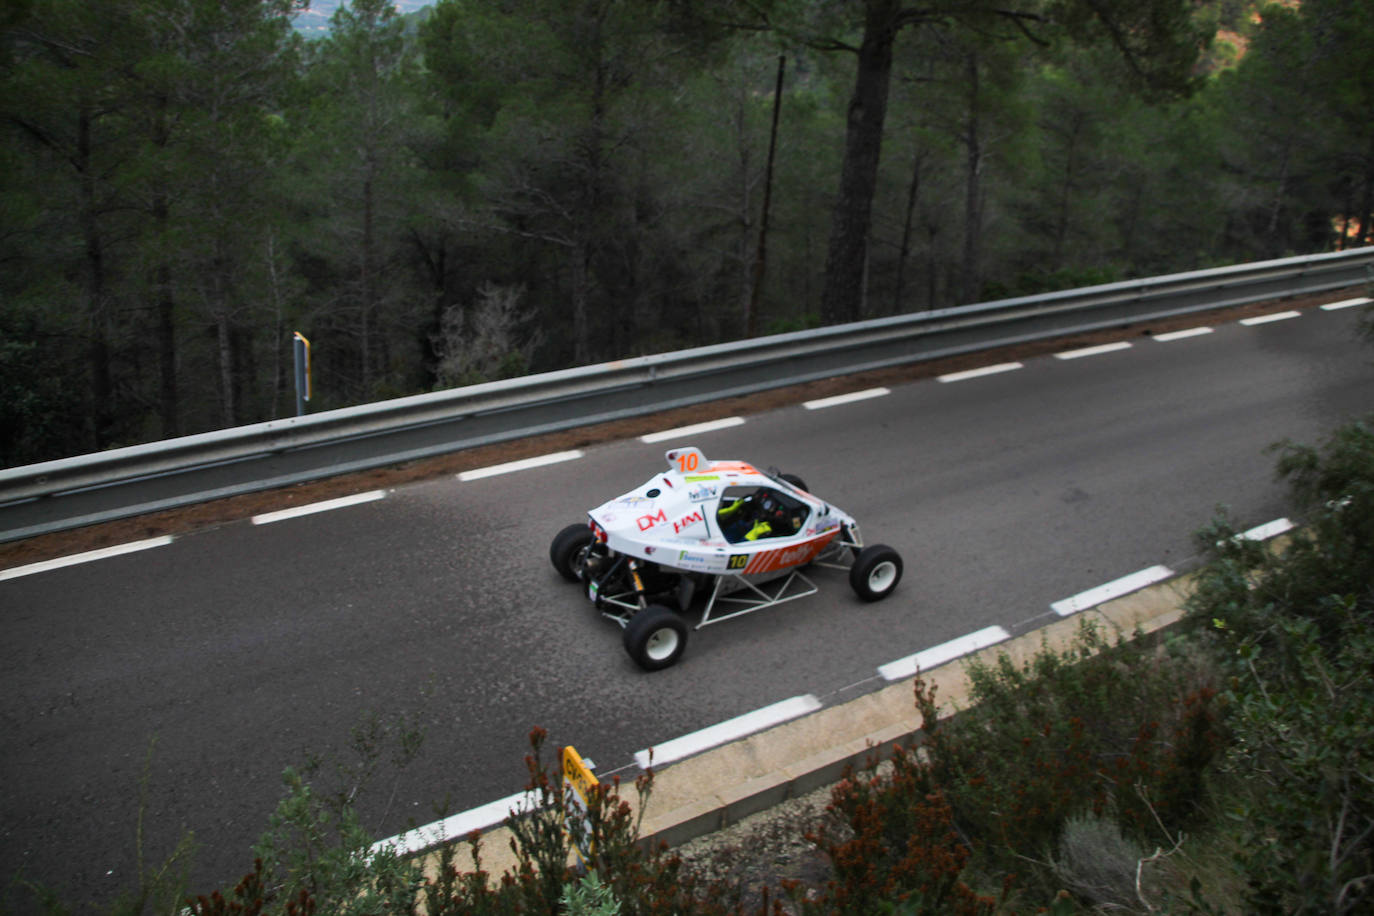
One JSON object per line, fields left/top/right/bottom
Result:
{"left": 2, "top": 248, "right": 1370, "bottom": 536}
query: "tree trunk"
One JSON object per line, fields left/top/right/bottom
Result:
{"left": 151, "top": 91, "right": 179, "bottom": 438}
{"left": 748, "top": 55, "right": 786, "bottom": 338}
{"left": 216, "top": 311, "right": 236, "bottom": 427}
{"left": 77, "top": 107, "right": 114, "bottom": 450}
{"left": 156, "top": 255, "right": 178, "bottom": 437}
{"left": 735, "top": 94, "right": 754, "bottom": 337}
{"left": 572, "top": 244, "right": 591, "bottom": 366}
{"left": 360, "top": 168, "right": 376, "bottom": 394}
{"left": 1052, "top": 114, "right": 1083, "bottom": 268}
{"left": 820, "top": 0, "right": 899, "bottom": 327}
{"left": 412, "top": 229, "right": 451, "bottom": 387}
{"left": 959, "top": 51, "right": 985, "bottom": 305}
{"left": 1264, "top": 139, "right": 1293, "bottom": 257}
{"left": 894, "top": 147, "right": 922, "bottom": 312}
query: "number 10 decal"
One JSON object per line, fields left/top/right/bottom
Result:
{"left": 666, "top": 447, "right": 708, "bottom": 474}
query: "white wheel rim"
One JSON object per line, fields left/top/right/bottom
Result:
{"left": 645, "top": 627, "right": 680, "bottom": 661}
{"left": 868, "top": 560, "right": 898, "bottom": 593}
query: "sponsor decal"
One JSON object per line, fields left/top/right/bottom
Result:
{"left": 636, "top": 509, "right": 667, "bottom": 531}
{"left": 684, "top": 474, "right": 719, "bottom": 482}
{"left": 687, "top": 484, "right": 719, "bottom": 503}
{"left": 617, "top": 495, "right": 653, "bottom": 507}
{"left": 671, "top": 509, "right": 705, "bottom": 534}
{"left": 741, "top": 532, "right": 838, "bottom": 576}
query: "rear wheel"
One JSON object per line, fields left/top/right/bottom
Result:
{"left": 550, "top": 523, "right": 594, "bottom": 582}
{"left": 850, "top": 545, "right": 903, "bottom": 601}
{"left": 623, "top": 605, "right": 689, "bottom": 671}
{"left": 779, "top": 472, "right": 808, "bottom": 492}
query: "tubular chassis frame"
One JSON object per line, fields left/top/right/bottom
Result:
{"left": 587, "top": 528, "right": 864, "bottom": 630}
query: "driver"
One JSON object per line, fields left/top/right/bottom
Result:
{"left": 719, "top": 490, "right": 800, "bottom": 542}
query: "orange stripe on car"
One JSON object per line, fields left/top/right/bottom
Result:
{"left": 742, "top": 532, "right": 837, "bottom": 575}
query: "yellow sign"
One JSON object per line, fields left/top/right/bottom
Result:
{"left": 561, "top": 746, "right": 598, "bottom": 867}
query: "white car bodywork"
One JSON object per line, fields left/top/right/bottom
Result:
{"left": 550, "top": 446, "right": 903, "bottom": 670}
{"left": 587, "top": 446, "right": 859, "bottom": 580}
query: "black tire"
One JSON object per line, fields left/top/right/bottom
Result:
{"left": 779, "top": 472, "right": 808, "bottom": 492}
{"left": 622, "top": 605, "right": 689, "bottom": 671}
{"left": 550, "top": 523, "right": 594, "bottom": 582}
{"left": 850, "top": 544, "right": 903, "bottom": 602}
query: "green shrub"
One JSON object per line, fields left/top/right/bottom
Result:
{"left": 793, "top": 621, "right": 1224, "bottom": 913}
{"left": 930, "top": 622, "right": 1222, "bottom": 869}
{"left": 1184, "top": 419, "right": 1374, "bottom": 915}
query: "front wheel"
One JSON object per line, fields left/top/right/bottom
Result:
{"left": 622, "top": 605, "right": 689, "bottom": 671}
{"left": 550, "top": 523, "right": 594, "bottom": 582}
{"left": 779, "top": 472, "right": 808, "bottom": 492}
{"left": 850, "top": 545, "right": 903, "bottom": 602}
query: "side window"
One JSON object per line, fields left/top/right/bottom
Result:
{"left": 716, "top": 486, "right": 810, "bottom": 543}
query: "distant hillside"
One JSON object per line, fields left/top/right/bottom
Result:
{"left": 293, "top": 0, "right": 434, "bottom": 35}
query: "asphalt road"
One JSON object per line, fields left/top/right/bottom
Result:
{"left": 2, "top": 303, "right": 1371, "bottom": 908}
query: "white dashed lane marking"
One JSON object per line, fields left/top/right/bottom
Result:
{"left": 1055, "top": 341, "right": 1133, "bottom": 360}
{"left": 457, "top": 450, "right": 584, "bottom": 481}
{"left": 1240, "top": 517, "right": 1294, "bottom": 541}
{"left": 1240, "top": 310, "right": 1301, "bottom": 325}
{"left": 803, "top": 388, "right": 890, "bottom": 410}
{"left": 633, "top": 695, "right": 821, "bottom": 769}
{"left": 371, "top": 790, "right": 539, "bottom": 859}
{"left": 251, "top": 490, "right": 386, "bottom": 525}
{"left": 1051, "top": 565, "right": 1174, "bottom": 617}
{"left": 0, "top": 536, "right": 175, "bottom": 582}
{"left": 938, "top": 362, "right": 1023, "bottom": 383}
{"left": 878, "top": 626, "right": 1011, "bottom": 681}
{"left": 1153, "top": 327, "right": 1213, "bottom": 342}
{"left": 1321, "top": 297, "right": 1370, "bottom": 311}
{"left": 639, "top": 417, "right": 745, "bottom": 444}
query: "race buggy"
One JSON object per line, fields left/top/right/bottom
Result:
{"left": 549, "top": 446, "right": 904, "bottom": 670}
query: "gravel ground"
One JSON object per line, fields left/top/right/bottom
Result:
{"left": 671, "top": 782, "right": 838, "bottom": 912}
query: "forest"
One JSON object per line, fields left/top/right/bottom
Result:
{"left": 2, "top": 0, "right": 1372, "bottom": 468}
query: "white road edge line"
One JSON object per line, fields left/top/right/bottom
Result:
{"left": 640, "top": 417, "right": 745, "bottom": 444}
{"left": 1240, "top": 517, "right": 1294, "bottom": 541}
{"left": 633, "top": 694, "right": 821, "bottom": 770}
{"left": 1321, "top": 297, "right": 1371, "bottom": 311}
{"left": 1054, "top": 341, "right": 1133, "bottom": 360}
{"left": 251, "top": 490, "right": 387, "bottom": 525}
{"left": 458, "top": 450, "right": 584, "bottom": 481}
{"left": 1153, "top": 327, "right": 1213, "bottom": 342}
{"left": 1240, "top": 310, "right": 1301, "bottom": 325}
{"left": 878, "top": 625, "right": 1012, "bottom": 682}
{"left": 938, "top": 363, "right": 1023, "bottom": 383}
{"left": 370, "top": 789, "right": 541, "bottom": 859}
{"left": 0, "top": 536, "right": 175, "bottom": 582}
{"left": 803, "top": 388, "right": 890, "bottom": 410}
{"left": 1052, "top": 565, "right": 1174, "bottom": 617}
